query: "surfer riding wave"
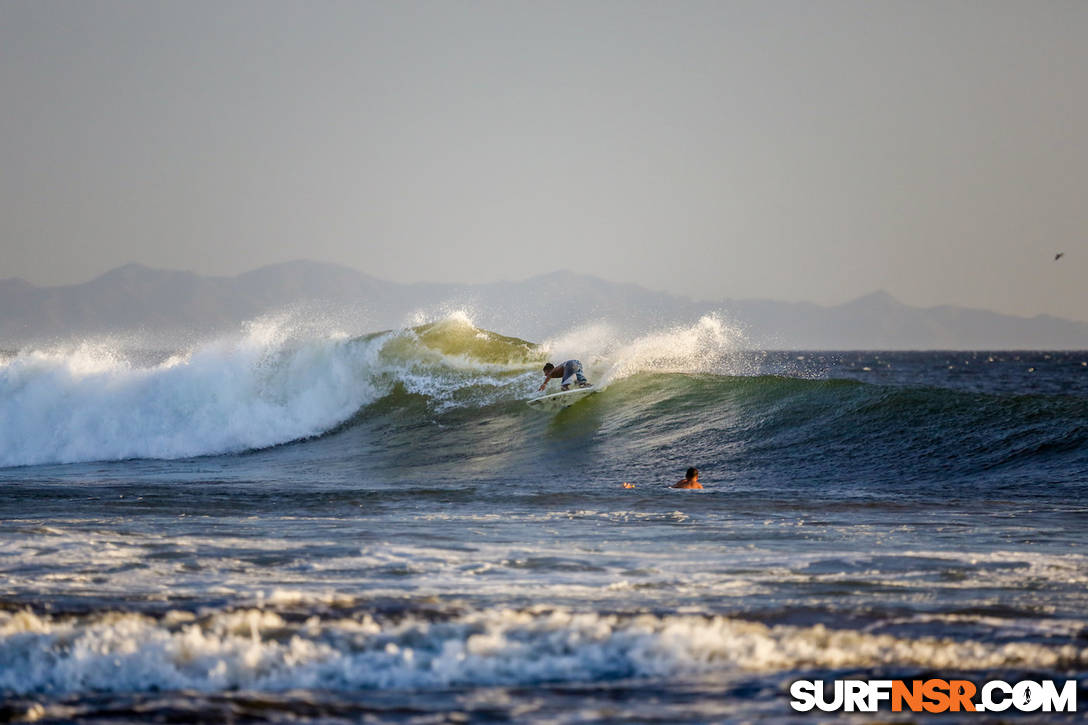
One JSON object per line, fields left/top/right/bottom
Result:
{"left": 539, "top": 360, "right": 591, "bottom": 392}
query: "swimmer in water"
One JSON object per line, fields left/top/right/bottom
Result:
{"left": 671, "top": 467, "right": 703, "bottom": 489}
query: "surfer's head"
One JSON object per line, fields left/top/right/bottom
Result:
{"left": 543, "top": 363, "right": 555, "bottom": 374}
{"left": 686, "top": 467, "right": 699, "bottom": 480}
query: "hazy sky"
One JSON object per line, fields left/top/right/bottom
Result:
{"left": 2, "top": 1, "right": 1085, "bottom": 319}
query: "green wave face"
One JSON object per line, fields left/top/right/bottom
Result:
{"left": 375, "top": 316, "right": 545, "bottom": 371}
{"left": 347, "top": 316, "right": 551, "bottom": 418}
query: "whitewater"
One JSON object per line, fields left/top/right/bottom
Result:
{"left": 1, "top": 312, "right": 1086, "bottom": 722}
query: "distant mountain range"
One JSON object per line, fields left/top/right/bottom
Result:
{"left": 2, "top": 260, "right": 1086, "bottom": 349}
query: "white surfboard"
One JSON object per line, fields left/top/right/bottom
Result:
{"left": 527, "top": 386, "right": 596, "bottom": 411}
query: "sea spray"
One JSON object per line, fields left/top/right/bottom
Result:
{"left": 540, "top": 313, "right": 757, "bottom": 386}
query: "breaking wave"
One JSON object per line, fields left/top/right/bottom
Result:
{"left": 2, "top": 606, "right": 1083, "bottom": 696}
{"left": 0, "top": 313, "right": 746, "bottom": 467}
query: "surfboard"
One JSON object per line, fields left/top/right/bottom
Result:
{"left": 527, "top": 386, "right": 596, "bottom": 411}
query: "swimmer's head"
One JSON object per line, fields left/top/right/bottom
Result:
{"left": 543, "top": 363, "right": 555, "bottom": 374}
{"left": 686, "top": 467, "right": 699, "bottom": 480}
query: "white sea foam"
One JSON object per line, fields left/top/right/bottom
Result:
{"left": 1, "top": 606, "right": 1083, "bottom": 696}
{"left": 7, "top": 519, "right": 1085, "bottom": 626}
{"left": 540, "top": 314, "right": 752, "bottom": 387}
{"left": 0, "top": 319, "right": 383, "bottom": 467}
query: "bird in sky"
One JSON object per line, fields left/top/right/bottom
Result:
{"left": 1054, "top": 252, "right": 1065, "bottom": 260}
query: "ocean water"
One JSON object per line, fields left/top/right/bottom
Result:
{"left": 1, "top": 314, "right": 1086, "bottom": 723}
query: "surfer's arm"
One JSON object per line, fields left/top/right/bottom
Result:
{"left": 538, "top": 370, "right": 557, "bottom": 391}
